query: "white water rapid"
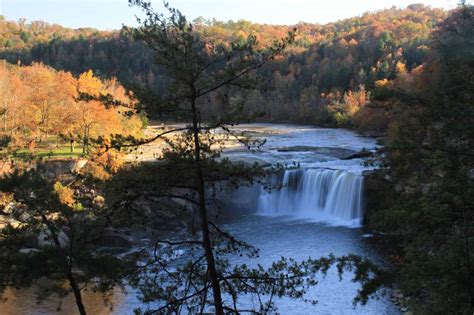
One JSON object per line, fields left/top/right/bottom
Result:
{"left": 258, "top": 168, "right": 364, "bottom": 227}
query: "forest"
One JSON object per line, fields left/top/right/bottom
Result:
{"left": 0, "top": 1, "right": 472, "bottom": 314}
{"left": 0, "top": 4, "right": 446, "bottom": 130}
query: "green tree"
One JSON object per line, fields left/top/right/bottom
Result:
{"left": 369, "top": 4, "right": 474, "bottom": 312}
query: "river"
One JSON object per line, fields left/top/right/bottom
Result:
{"left": 0, "top": 124, "right": 399, "bottom": 314}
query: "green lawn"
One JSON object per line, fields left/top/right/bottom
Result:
{"left": 11, "top": 140, "right": 85, "bottom": 160}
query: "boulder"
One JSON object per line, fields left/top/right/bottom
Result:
{"left": 37, "top": 229, "right": 69, "bottom": 248}
{"left": 19, "top": 248, "right": 41, "bottom": 255}
{"left": 92, "top": 195, "right": 105, "bottom": 209}
{"left": 72, "top": 158, "right": 88, "bottom": 174}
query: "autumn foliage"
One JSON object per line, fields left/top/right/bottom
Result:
{"left": 0, "top": 61, "right": 143, "bottom": 153}
{"left": 0, "top": 5, "right": 447, "bottom": 131}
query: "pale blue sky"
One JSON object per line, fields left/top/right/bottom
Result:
{"left": 0, "top": 0, "right": 461, "bottom": 30}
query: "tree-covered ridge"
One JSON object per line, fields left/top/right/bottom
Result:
{"left": 0, "top": 5, "right": 446, "bottom": 127}
{"left": 0, "top": 15, "right": 106, "bottom": 51}
{"left": 0, "top": 4, "right": 446, "bottom": 54}
{"left": 197, "top": 3, "right": 445, "bottom": 54}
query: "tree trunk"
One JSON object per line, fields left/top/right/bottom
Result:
{"left": 67, "top": 269, "right": 87, "bottom": 315}
{"left": 3, "top": 103, "right": 7, "bottom": 133}
{"left": 83, "top": 127, "right": 88, "bottom": 154}
{"left": 462, "top": 206, "right": 473, "bottom": 308}
{"left": 39, "top": 213, "right": 87, "bottom": 315}
{"left": 191, "top": 98, "right": 224, "bottom": 315}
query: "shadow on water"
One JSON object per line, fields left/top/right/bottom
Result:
{"left": 0, "top": 215, "right": 399, "bottom": 315}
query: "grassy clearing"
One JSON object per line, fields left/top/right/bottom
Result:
{"left": 13, "top": 147, "right": 84, "bottom": 160}
{"left": 6, "top": 138, "right": 85, "bottom": 160}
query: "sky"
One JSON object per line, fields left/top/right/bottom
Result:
{"left": 0, "top": 0, "right": 461, "bottom": 30}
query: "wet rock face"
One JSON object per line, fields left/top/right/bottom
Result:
{"left": 213, "top": 183, "right": 262, "bottom": 217}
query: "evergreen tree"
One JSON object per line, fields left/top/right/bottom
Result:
{"left": 107, "top": 1, "right": 386, "bottom": 313}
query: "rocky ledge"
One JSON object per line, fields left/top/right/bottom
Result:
{"left": 276, "top": 146, "right": 374, "bottom": 159}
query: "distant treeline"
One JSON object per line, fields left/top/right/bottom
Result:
{"left": 0, "top": 4, "right": 446, "bottom": 130}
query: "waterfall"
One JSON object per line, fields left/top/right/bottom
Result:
{"left": 258, "top": 168, "right": 364, "bottom": 226}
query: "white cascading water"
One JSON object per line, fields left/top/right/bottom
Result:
{"left": 258, "top": 169, "right": 364, "bottom": 227}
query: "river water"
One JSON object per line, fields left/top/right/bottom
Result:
{"left": 0, "top": 124, "right": 399, "bottom": 314}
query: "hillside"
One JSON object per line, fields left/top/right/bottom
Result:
{"left": 0, "top": 5, "right": 446, "bottom": 128}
